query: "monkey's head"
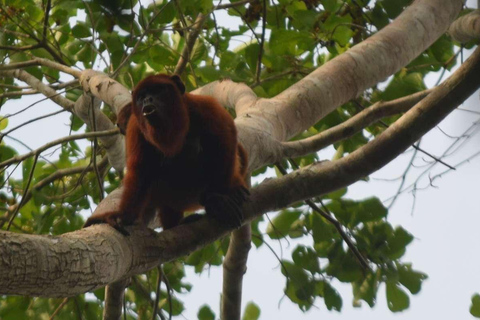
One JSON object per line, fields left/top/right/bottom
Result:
{"left": 132, "top": 74, "right": 189, "bottom": 156}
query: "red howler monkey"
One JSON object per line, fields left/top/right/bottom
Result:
{"left": 84, "top": 74, "right": 249, "bottom": 232}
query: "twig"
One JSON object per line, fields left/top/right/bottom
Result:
{"left": 277, "top": 162, "right": 370, "bottom": 271}
{"left": 7, "top": 154, "right": 39, "bottom": 230}
{"left": 254, "top": 0, "right": 266, "bottom": 84}
{"left": 173, "top": 13, "right": 207, "bottom": 76}
{"left": 281, "top": 89, "right": 432, "bottom": 158}
{"left": 49, "top": 298, "right": 69, "bottom": 320}
{"left": 152, "top": 266, "right": 162, "bottom": 320}
{"left": 0, "top": 128, "right": 119, "bottom": 169}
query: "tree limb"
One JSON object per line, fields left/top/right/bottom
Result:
{"left": 104, "top": 278, "right": 130, "bottom": 320}
{"left": 0, "top": 129, "right": 120, "bottom": 169}
{"left": 221, "top": 224, "right": 251, "bottom": 320}
{"left": 448, "top": 9, "right": 480, "bottom": 43}
{"left": 2, "top": 41, "right": 479, "bottom": 296}
{"left": 0, "top": 69, "right": 74, "bottom": 110}
{"left": 74, "top": 94, "right": 126, "bottom": 170}
{"left": 280, "top": 89, "right": 433, "bottom": 158}
{"left": 173, "top": 13, "right": 207, "bottom": 76}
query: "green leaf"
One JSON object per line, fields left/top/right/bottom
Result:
{"left": 381, "top": 0, "right": 410, "bottom": 19}
{"left": 386, "top": 227, "right": 414, "bottom": 259}
{"left": 0, "top": 145, "right": 16, "bottom": 162}
{"left": 292, "top": 245, "right": 320, "bottom": 274}
{"left": 266, "top": 210, "right": 302, "bottom": 239}
{"left": 0, "top": 117, "right": 8, "bottom": 130}
{"left": 242, "top": 302, "right": 260, "bottom": 320}
{"left": 471, "top": 294, "right": 480, "bottom": 318}
{"left": 310, "top": 212, "right": 336, "bottom": 243}
{"left": 382, "top": 72, "right": 426, "bottom": 101}
{"left": 386, "top": 282, "right": 410, "bottom": 312}
{"left": 353, "top": 272, "right": 378, "bottom": 308}
{"left": 323, "top": 15, "right": 353, "bottom": 46}
{"left": 397, "top": 263, "right": 427, "bottom": 294}
{"left": 323, "top": 281, "right": 342, "bottom": 311}
{"left": 72, "top": 23, "right": 92, "bottom": 38}
{"left": 322, "top": 0, "right": 342, "bottom": 12}
{"left": 198, "top": 305, "right": 215, "bottom": 320}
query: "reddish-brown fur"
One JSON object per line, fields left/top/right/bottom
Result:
{"left": 84, "top": 74, "right": 249, "bottom": 231}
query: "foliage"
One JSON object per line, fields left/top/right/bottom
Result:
{"left": 0, "top": 0, "right": 467, "bottom": 318}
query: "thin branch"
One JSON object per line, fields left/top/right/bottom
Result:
{"left": 49, "top": 298, "right": 69, "bottom": 320}
{"left": 0, "top": 109, "right": 67, "bottom": 141}
{"left": 173, "top": 13, "right": 207, "bottom": 76}
{"left": 254, "top": 0, "right": 266, "bottom": 85}
{"left": 0, "top": 58, "right": 80, "bottom": 77}
{"left": 0, "top": 69, "right": 75, "bottom": 110}
{"left": 0, "top": 128, "right": 119, "bottom": 170}
{"left": 4, "top": 157, "right": 109, "bottom": 220}
{"left": 43, "top": 0, "right": 52, "bottom": 39}
{"left": 388, "top": 141, "right": 420, "bottom": 209}
{"left": 281, "top": 89, "right": 432, "bottom": 158}
{"left": 152, "top": 266, "right": 162, "bottom": 320}
{"left": 278, "top": 162, "right": 370, "bottom": 270}
{"left": 7, "top": 154, "right": 39, "bottom": 230}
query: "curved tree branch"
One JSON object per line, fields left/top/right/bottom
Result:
{"left": 74, "top": 94, "right": 126, "bottom": 170}
{"left": 2, "top": 43, "right": 479, "bottom": 297}
{"left": 0, "top": 128, "right": 120, "bottom": 169}
{"left": 280, "top": 89, "right": 433, "bottom": 158}
{"left": 448, "top": 9, "right": 480, "bottom": 43}
{"left": 173, "top": 13, "right": 207, "bottom": 76}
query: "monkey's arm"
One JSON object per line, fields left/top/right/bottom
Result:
{"left": 84, "top": 117, "right": 154, "bottom": 233}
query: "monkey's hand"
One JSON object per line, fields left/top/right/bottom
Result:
{"left": 202, "top": 186, "right": 250, "bottom": 228}
{"left": 83, "top": 211, "right": 132, "bottom": 236}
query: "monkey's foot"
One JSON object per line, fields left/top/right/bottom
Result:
{"left": 202, "top": 186, "right": 250, "bottom": 228}
{"left": 83, "top": 211, "right": 132, "bottom": 236}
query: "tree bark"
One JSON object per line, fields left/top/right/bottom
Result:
{"left": 2, "top": 41, "right": 479, "bottom": 296}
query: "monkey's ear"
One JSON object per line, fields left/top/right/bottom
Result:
{"left": 170, "top": 75, "right": 185, "bottom": 94}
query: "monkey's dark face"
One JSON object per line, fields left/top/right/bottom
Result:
{"left": 134, "top": 85, "right": 174, "bottom": 123}
{"left": 132, "top": 74, "right": 186, "bottom": 127}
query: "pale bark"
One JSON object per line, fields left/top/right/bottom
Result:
{"left": 2, "top": 42, "right": 480, "bottom": 297}
{"left": 0, "top": 69, "right": 74, "bottom": 110}
{"left": 448, "top": 10, "right": 480, "bottom": 42}
{"left": 74, "top": 94, "right": 126, "bottom": 170}
{"left": 79, "top": 70, "right": 131, "bottom": 116}
{"left": 280, "top": 89, "right": 433, "bottom": 159}
{"left": 196, "top": 0, "right": 464, "bottom": 170}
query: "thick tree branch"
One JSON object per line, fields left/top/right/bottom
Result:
{"left": 448, "top": 9, "right": 480, "bottom": 43}
{"left": 79, "top": 70, "right": 132, "bottom": 116}
{"left": 264, "top": 0, "right": 463, "bottom": 141}
{"left": 191, "top": 0, "right": 463, "bottom": 171}
{"left": 74, "top": 94, "right": 125, "bottom": 170}
{"left": 2, "top": 34, "right": 478, "bottom": 299}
